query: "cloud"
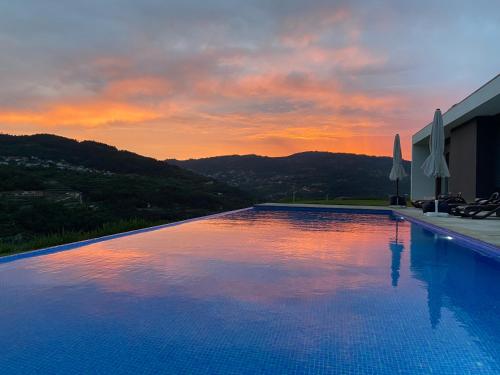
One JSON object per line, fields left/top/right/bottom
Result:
{"left": 0, "top": 101, "right": 161, "bottom": 128}
{"left": 0, "top": 0, "right": 499, "bottom": 158}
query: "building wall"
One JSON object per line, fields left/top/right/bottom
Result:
{"left": 448, "top": 120, "right": 477, "bottom": 201}
{"left": 411, "top": 142, "right": 435, "bottom": 200}
{"left": 444, "top": 138, "right": 451, "bottom": 194}
{"left": 496, "top": 122, "right": 500, "bottom": 189}
{"left": 476, "top": 115, "right": 500, "bottom": 197}
{"left": 411, "top": 76, "right": 500, "bottom": 202}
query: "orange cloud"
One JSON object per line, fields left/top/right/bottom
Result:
{"left": 0, "top": 76, "right": 175, "bottom": 127}
{"left": 0, "top": 41, "right": 412, "bottom": 158}
{"left": 104, "top": 77, "right": 172, "bottom": 98}
{"left": 193, "top": 70, "right": 400, "bottom": 113}
{"left": 279, "top": 7, "right": 354, "bottom": 47}
{"left": 0, "top": 101, "right": 161, "bottom": 127}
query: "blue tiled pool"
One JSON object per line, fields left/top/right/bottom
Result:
{"left": 1, "top": 207, "right": 500, "bottom": 374}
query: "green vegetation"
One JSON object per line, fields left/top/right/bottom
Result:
{"left": 0, "top": 134, "right": 253, "bottom": 255}
{"left": 171, "top": 151, "right": 410, "bottom": 201}
{"left": 280, "top": 198, "right": 388, "bottom": 206}
{"left": 0, "top": 218, "right": 165, "bottom": 256}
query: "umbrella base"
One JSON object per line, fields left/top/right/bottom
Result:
{"left": 389, "top": 195, "right": 407, "bottom": 206}
{"left": 424, "top": 212, "right": 449, "bottom": 217}
{"left": 422, "top": 200, "right": 450, "bottom": 214}
{"left": 423, "top": 200, "right": 449, "bottom": 217}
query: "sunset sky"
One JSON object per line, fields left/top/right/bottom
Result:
{"left": 1, "top": 0, "right": 499, "bottom": 160}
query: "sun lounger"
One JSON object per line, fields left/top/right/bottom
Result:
{"left": 471, "top": 203, "right": 500, "bottom": 219}
{"left": 450, "top": 192, "right": 499, "bottom": 217}
{"left": 475, "top": 192, "right": 499, "bottom": 205}
{"left": 412, "top": 193, "right": 467, "bottom": 212}
{"left": 452, "top": 203, "right": 498, "bottom": 218}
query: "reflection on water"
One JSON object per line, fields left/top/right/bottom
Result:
{"left": 409, "top": 228, "right": 449, "bottom": 328}
{"left": 1, "top": 208, "right": 500, "bottom": 374}
{"left": 389, "top": 218, "right": 404, "bottom": 287}
{"left": 409, "top": 224, "right": 500, "bottom": 336}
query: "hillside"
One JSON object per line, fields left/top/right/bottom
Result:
{"left": 0, "top": 133, "right": 203, "bottom": 178}
{"left": 0, "top": 134, "right": 252, "bottom": 252}
{"left": 170, "top": 152, "right": 411, "bottom": 201}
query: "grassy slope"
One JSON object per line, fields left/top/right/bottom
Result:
{"left": 0, "top": 218, "right": 166, "bottom": 257}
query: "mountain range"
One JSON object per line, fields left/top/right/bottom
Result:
{"left": 170, "top": 152, "right": 411, "bottom": 201}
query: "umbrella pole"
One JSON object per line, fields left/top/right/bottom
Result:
{"left": 396, "top": 220, "right": 399, "bottom": 243}
{"left": 396, "top": 178, "right": 399, "bottom": 205}
{"left": 435, "top": 177, "right": 441, "bottom": 200}
{"left": 434, "top": 177, "right": 441, "bottom": 213}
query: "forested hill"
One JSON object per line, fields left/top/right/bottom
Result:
{"left": 0, "top": 134, "right": 251, "bottom": 252}
{"left": 0, "top": 133, "right": 195, "bottom": 178}
{"left": 170, "top": 152, "right": 411, "bottom": 201}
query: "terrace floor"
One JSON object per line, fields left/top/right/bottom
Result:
{"left": 393, "top": 206, "right": 500, "bottom": 248}
{"left": 258, "top": 203, "right": 500, "bottom": 250}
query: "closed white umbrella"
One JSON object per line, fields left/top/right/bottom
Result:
{"left": 389, "top": 134, "right": 407, "bottom": 205}
{"left": 421, "top": 109, "right": 450, "bottom": 214}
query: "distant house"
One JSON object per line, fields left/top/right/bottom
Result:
{"left": 411, "top": 75, "right": 500, "bottom": 201}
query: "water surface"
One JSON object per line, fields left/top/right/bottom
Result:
{"left": 1, "top": 208, "right": 499, "bottom": 374}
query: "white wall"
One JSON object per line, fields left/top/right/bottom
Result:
{"left": 411, "top": 142, "right": 435, "bottom": 200}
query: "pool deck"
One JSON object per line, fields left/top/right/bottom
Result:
{"left": 257, "top": 203, "right": 500, "bottom": 253}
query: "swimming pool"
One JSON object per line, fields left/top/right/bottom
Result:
{"left": 1, "top": 207, "right": 500, "bottom": 374}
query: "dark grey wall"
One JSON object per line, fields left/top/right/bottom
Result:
{"left": 449, "top": 120, "right": 477, "bottom": 201}
{"left": 476, "top": 115, "right": 500, "bottom": 198}
{"left": 496, "top": 122, "right": 500, "bottom": 189}
{"left": 444, "top": 138, "right": 451, "bottom": 195}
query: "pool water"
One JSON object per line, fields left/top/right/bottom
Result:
{"left": 1, "top": 208, "right": 500, "bottom": 374}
